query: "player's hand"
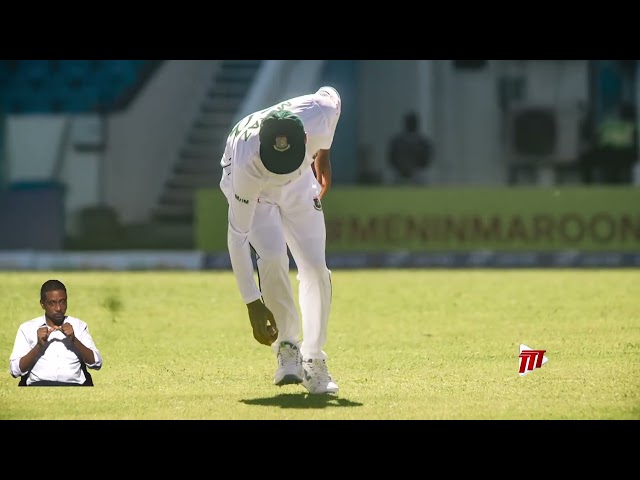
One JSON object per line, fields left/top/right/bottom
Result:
{"left": 246, "top": 299, "right": 278, "bottom": 346}
{"left": 58, "top": 323, "right": 73, "bottom": 340}
{"left": 58, "top": 323, "right": 76, "bottom": 342}
{"left": 314, "top": 149, "right": 332, "bottom": 200}
{"left": 37, "top": 326, "right": 50, "bottom": 347}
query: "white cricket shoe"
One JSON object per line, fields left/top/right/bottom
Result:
{"left": 273, "top": 341, "right": 303, "bottom": 386}
{"left": 302, "top": 359, "right": 339, "bottom": 395}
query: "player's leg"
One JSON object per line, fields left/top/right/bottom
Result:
{"left": 248, "top": 201, "right": 302, "bottom": 385}
{"left": 281, "top": 172, "right": 338, "bottom": 394}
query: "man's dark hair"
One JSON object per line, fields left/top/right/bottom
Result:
{"left": 41, "top": 279, "right": 67, "bottom": 301}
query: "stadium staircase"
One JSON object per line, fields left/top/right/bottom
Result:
{"left": 151, "top": 60, "right": 262, "bottom": 225}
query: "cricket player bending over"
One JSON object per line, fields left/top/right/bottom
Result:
{"left": 219, "top": 86, "right": 341, "bottom": 394}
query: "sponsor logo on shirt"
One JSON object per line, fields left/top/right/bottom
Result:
{"left": 235, "top": 194, "right": 249, "bottom": 204}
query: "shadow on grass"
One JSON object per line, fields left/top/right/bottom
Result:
{"left": 240, "top": 392, "right": 363, "bottom": 409}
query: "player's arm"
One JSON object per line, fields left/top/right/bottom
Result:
{"left": 227, "top": 165, "right": 262, "bottom": 304}
{"left": 310, "top": 97, "right": 340, "bottom": 200}
{"left": 66, "top": 323, "right": 102, "bottom": 368}
{"left": 227, "top": 166, "right": 278, "bottom": 346}
{"left": 314, "top": 149, "right": 332, "bottom": 199}
{"left": 9, "top": 326, "right": 44, "bottom": 378}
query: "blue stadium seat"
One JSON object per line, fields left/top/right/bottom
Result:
{"left": 4, "top": 84, "right": 52, "bottom": 113}
{"left": 16, "top": 60, "right": 53, "bottom": 90}
{"left": 96, "top": 63, "right": 138, "bottom": 109}
{"left": 0, "top": 59, "right": 152, "bottom": 113}
{"left": 0, "top": 60, "right": 18, "bottom": 72}
{"left": 0, "top": 66, "right": 10, "bottom": 88}
{"left": 100, "top": 60, "right": 138, "bottom": 84}
{"left": 50, "top": 84, "right": 100, "bottom": 113}
{"left": 57, "top": 59, "right": 95, "bottom": 87}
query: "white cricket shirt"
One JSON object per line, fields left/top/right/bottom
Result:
{"left": 220, "top": 87, "right": 341, "bottom": 303}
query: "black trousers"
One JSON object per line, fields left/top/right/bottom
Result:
{"left": 579, "top": 147, "right": 634, "bottom": 184}
{"left": 23, "top": 380, "right": 87, "bottom": 387}
{"left": 19, "top": 366, "right": 94, "bottom": 386}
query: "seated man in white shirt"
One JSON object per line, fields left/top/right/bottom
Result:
{"left": 9, "top": 279, "right": 103, "bottom": 386}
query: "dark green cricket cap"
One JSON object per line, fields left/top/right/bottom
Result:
{"left": 259, "top": 110, "right": 306, "bottom": 174}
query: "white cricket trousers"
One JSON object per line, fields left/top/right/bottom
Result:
{"left": 248, "top": 168, "right": 332, "bottom": 361}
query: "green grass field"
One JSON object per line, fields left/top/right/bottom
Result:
{"left": 0, "top": 269, "right": 638, "bottom": 420}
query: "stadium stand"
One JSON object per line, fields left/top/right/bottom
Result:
{"left": 0, "top": 60, "right": 161, "bottom": 114}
